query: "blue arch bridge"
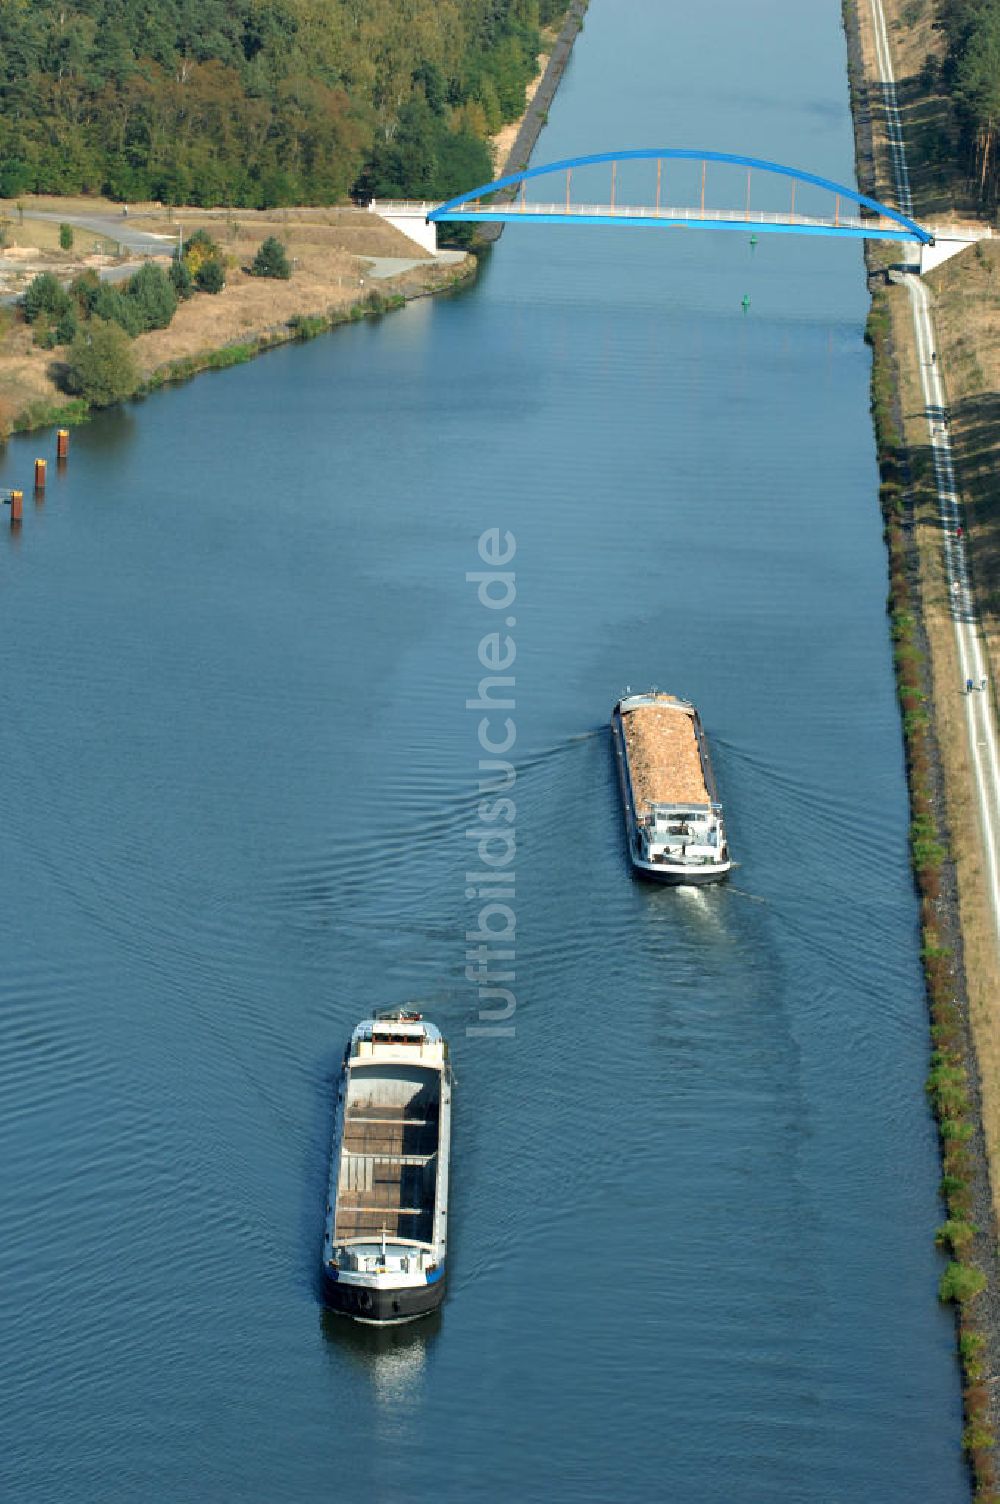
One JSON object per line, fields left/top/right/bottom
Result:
{"left": 369, "top": 149, "right": 990, "bottom": 274}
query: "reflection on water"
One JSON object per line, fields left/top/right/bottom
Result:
{"left": 320, "top": 1308, "right": 440, "bottom": 1408}
{"left": 671, "top": 880, "right": 734, "bottom": 935}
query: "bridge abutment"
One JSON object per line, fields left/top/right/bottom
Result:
{"left": 368, "top": 203, "right": 438, "bottom": 255}
{"left": 920, "top": 228, "right": 995, "bottom": 276}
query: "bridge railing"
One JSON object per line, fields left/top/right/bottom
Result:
{"left": 369, "top": 201, "right": 438, "bottom": 215}
{"left": 437, "top": 201, "right": 886, "bottom": 230}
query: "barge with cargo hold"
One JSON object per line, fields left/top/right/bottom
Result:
{"left": 322, "top": 1011, "right": 451, "bottom": 1323}
{"left": 611, "top": 690, "right": 731, "bottom": 885}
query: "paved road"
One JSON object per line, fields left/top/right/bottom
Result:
{"left": 364, "top": 248, "right": 466, "bottom": 279}
{"left": 23, "top": 210, "right": 175, "bottom": 257}
{"left": 870, "top": 0, "right": 1000, "bottom": 941}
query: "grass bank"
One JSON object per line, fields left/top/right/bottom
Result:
{"left": 845, "top": 0, "right": 1000, "bottom": 1492}
{"left": 866, "top": 286, "right": 1000, "bottom": 1499}
{"left": 134, "top": 271, "right": 471, "bottom": 401}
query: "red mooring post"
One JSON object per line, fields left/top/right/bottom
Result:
{"left": 56, "top": 429, "right": 69, "bottom": 460}
{"left": 34, "top": 458, "right": 47, "bottom": 490}
{"left": 10, "top": 489, "right": 23, "bottom": 523}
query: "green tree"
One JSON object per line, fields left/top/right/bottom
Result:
{"left": 58, "top": 221, "right": 74, "bottom": 251}
{"left": 55, "top": 304, "right": 79, "bottom": 344}
{"left": 69, "top": 269, "right": 101, "bottom": 315}
{"left": 249, "top": 236, "right": 291, "bottom": 278}
{"left": 0, "top": 0, "right": 546, "bottom": 206}
{"left": 367, "top": 95, "right": 439, "bottom": 198}
{"left": 23, "top": 271, "right": 70, "bottom": 324}
{"left": 63, "top": 319, "right": 138, "bottom": 407}
{"left": 195, "top": 257, "right": 225, "bottom": 293}
{"left": 170, "top": 255, "right": 194, "bottom": 300}
{"left": 182, "top": 228, "right": 220, "bottom": 267}
{"left": 91, "top": 283, "right": 143, "bottom": 337}
{"left": 126, "top": 263, "right": 177, "bottom": 330}
{"left": 433, "top": 127, "right": 493, "bottom": 199}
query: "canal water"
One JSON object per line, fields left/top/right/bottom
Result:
{"left": 0, "top": 2, "right": 967, "bottom": 1501}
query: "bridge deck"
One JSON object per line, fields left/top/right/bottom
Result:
{"left": 429, "top": 202, "right": 920, "bottom": 240}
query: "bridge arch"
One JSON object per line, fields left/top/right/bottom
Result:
{"left": 428, "top": 148, "right": 933, "bottom": 244}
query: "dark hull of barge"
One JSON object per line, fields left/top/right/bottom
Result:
{"left": 322, "top": 1269, "right": 446, "bottom": 1324}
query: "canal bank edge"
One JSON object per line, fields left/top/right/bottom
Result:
{"left": 476, "top": 0, "right": 590, "bottom": 245}
{"left": 135, "top": 259, "right": 475, "bottom": 401}
{"left": 844, "top": 0, "right": 1000, "bottom": 1493}
{"left": 7, "top": 256, "right": 476, "bottom": 439}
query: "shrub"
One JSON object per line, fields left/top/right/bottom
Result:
{"left": 936, "top": 1219, "right": 977, "bottom": 1252}
{"left": 195, "top": 258, "right": 225, "bottom": 294}
{"left": 939, "top": 1262, "right": 987, "bottom": 1304}
{"left": 288, "top": 313, "right": 327, "bottom": 340}
{"left": 943, "top": 1140, "right": 973, "bottom": 1178}
{"left": 364, "top": 288, "right": 402, "bottom": 314}
{"left": 250, "top": 236, "right": 291, "bottom": 279}
{"left": 32, "top": 316, "right": 56, "bottom": 350}
{"left": 926, "top": 1055, "right": 967, "bottom": 1096}
{"left": 181, "top": 228, "right": 220, "bottom": 277}
{"left": 23, "top": 271, "right": 71, "bottom": 324}
{"left": 62, "top": 319, "right": 138, "bottom": 407}
{"left": 910, "top": 815, "right": 946, "bottom": 870}
{"left": 963, "top": 1420, "right": 993, "bottom": 1452}
{"left": 59, "top": 222, "right": 74, "bottom": 251}
{"left": 929, "top": 1077, "right": 969, "bottom": 1116}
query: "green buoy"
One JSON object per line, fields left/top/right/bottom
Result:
{"left": 741, "top": 293, "right": 751, "bottom": 313}
{"left": 750, "top": 234, "right": 758, "bottom": 248}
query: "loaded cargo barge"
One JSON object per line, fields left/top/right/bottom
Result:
{"left": 322, "top": 1011, "right": 451, "bottom": 1324}
{"left": 611, "top": 691, "right": 731, "bottom": 885}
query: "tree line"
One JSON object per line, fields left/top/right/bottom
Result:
{"left": 0, "top": 0, "right": 566, "bottom": 207}
{"left": 929, "top": 0, "right": 1000, "bottom": 206}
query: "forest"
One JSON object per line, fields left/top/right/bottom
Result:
{"left": 0, "top": 0, "right": 566, "bottom": 206}
{"left": 933, "top": 0, "right": 1000, "bottom": 205}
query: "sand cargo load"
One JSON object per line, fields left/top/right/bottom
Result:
{"left": 611, "top": 691, "right": 731, "bottom": 884}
